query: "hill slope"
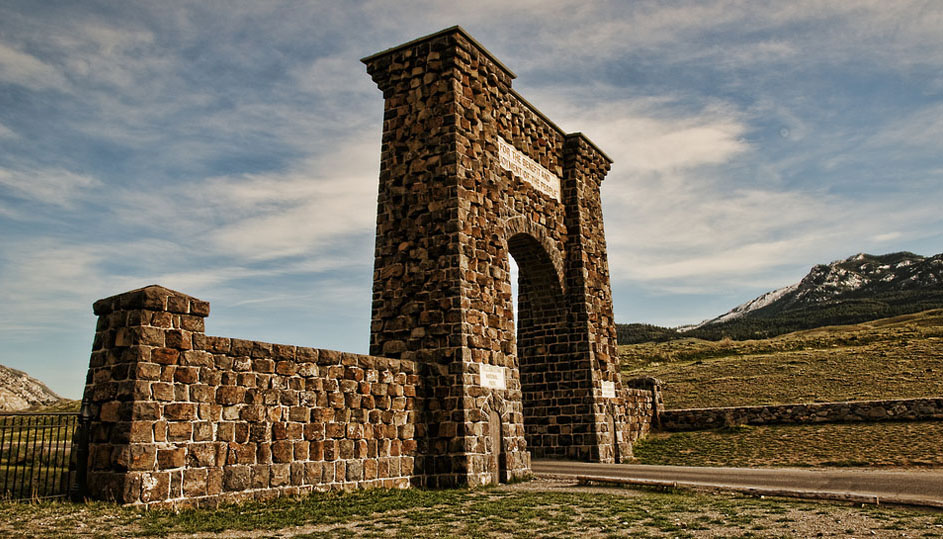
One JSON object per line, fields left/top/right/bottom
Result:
{"left": 620, "top": 309, "right": 943, "bottom": 409}
{"left": 0, "top": 364, "right": 61, "bottom": 411}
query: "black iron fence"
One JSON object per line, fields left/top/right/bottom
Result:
{"left": 0, "top": 411, "right": 86, "bottom": 500}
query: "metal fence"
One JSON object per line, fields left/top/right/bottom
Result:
{"left": 0, "top": 412, "right": 83, "bottom": 500}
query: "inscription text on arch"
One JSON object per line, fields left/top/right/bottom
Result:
{"left": 498, "top": 137, "right": 562, "bottom": 202}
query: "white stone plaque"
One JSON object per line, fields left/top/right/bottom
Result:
{"left": 480, "top": 364, "right": 507, "bottom": 390}
{"left": 601, "top": 381, "right": 616, "bottom": 398}
{"left": 497, "top": 137, "right": 562, "bottom": 201}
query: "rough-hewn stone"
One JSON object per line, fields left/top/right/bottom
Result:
{"left": 82, "top": 286, "right": 419, "bottom": 506}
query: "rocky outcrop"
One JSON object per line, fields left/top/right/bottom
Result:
{"left": 0, "top": 363, "right": 61, "bottom": 411}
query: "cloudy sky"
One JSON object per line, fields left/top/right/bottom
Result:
{"left": 2, "top": 1, "right": 941, "bottom": 398}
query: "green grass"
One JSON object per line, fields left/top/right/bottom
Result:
{"left": 620, "top": 309, "right": 943, "bottom": 408}
{"left": 0, "top": 413, "right": 78, "bottom": 500}
{"left": 24, "top": 400, "right": 81, "bottom": 414}
{"left": 633, "top": 421, "right": 943, "bottom": 468}
{"left": 138, "top": 487, "right": 468, "bottom": 535}
{"left": 1, "top": 484, "right": 942, "bottom": 537}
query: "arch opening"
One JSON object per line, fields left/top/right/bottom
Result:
{"left": 506, "top": 232, "right": 572, "bottom": 459}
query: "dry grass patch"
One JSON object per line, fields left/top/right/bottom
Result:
{"left": 620, "top": 310, "right": 943, "bottom": 408}
{"left": 634, "top": 421, "right": 943, "bottom": 468}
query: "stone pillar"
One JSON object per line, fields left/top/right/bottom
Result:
{"left": 363, "top": 28, "right": 474, "bottom": 487}
{"left": 561, "top": 134, "right": 630, "bottom": 462}
{"left": 83, "top": 285, "right": 209, "bottom": 503}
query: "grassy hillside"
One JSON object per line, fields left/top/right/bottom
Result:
{"left": 25, "top": 399, "right": 80, "bottom": 413}
{"left": 619, "top": 309, "right": 943, "bottom": 409}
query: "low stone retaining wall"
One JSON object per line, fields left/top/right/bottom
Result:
{"left": 85, "top": 285, "right": 420, "bottom": 507}
{"left": 621, "top": 388, "right": 657, "bottom": 447}
{"left": 621, "top": 377, "right": 662, "bottom": 445}
{"left": 660, "top": 397, "right": 943, "bottom": 432}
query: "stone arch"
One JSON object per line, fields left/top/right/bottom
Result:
{"left": 504, "top": 215, "right": 565, "bottom": 292}
{"left": 502, "top": 229, "right": 579, "bottom": 459}
{"left": 364, "top": 26, "right": 631, "bottom": 486}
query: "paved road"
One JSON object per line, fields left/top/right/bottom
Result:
{"left": 532, "top": 460, "right": 943, "bottom": 508}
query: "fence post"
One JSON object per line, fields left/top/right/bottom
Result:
{"left": 70, "top": 400, "right": 91, "bottom": 502}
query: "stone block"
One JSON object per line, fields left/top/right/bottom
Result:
{"left": 228, "top": 442, "right": 256, "bottom": 465}
{"left": 253, "top": 359, "right": 275, "bottom": 373}
{"left": 157, "top": 448, "right": 186, "bottom": 469}
{"left": 167, "top": 422, "right": 192, "bottom": 441}
{"left": 166, "top": 296, "right": 189, "bottom": 314}
{"left": 272, "top": 441, "right": 293, "bottom": 463}
{"left": 189, "top": 443, "right": 217, "bottom": 467}
{"left": 190, "top": 384, "right": 215, "bottom": 403}
{"left": 216, "top": 386, "right": 246, "bottom": 405}
{"left": 193, "top": 421, "right": 213, "bottom": 441}
{"left": 364, "top": 459, "right": 378, "bottom": 480}
{"left": 132, "top": 402, "right": 160, "bottom": 421}
{"left": 275, "top": 361, "right": 297, "bottom": 376}
{"left": 100, "top": 401, "right": 121, "bottom": 423}
{"left": 180, "top": 315, "right": 204, "bottom": 332}
{"left": 174, "top": 366, "right": 199, "bottom": 384}
{"left": 271, "top": 463, "right": 291, "bottom": 487}
{"left": 223, "top": 466, "right": 251, "bottom": 492}
{"left": 191, "top": 299, "right": 210, "bottom": 317}
{"left": 120, "top": 444, "right": 156, "bottom": 471}
{"left": 206, "top": 469, "right": 223, "bottom": 496}
{"left": 251, "top": 465, "right": 270, "bottom": 489}
{"left": 136, "top": 362, "right": 162, "bottom": 380}
{"left": 140, "top": 471, "right": 170, "bottom": 503}
{"left": 128, "top": 421, "right": 154, "bottom": 443}
{"left": 183, "top": 468, "right": 208, "bottom": 498}
{"left": 165, "top": 329, "right": 192, "bottom": 350}
{"left": 164, "top": 403, "right": 197, "bottom": 421}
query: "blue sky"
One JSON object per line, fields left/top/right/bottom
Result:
{"left": 1, "top": 1, "right": 941, "bottom": 399}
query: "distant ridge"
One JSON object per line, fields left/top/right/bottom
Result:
{"left": 617, "top": 251, "right": 943, "bottom": 343}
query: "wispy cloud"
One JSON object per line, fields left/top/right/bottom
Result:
{"left": 0, "top": 166, "right": 101, "bottom": 208}
{"left": 0, "top": 41, "right": 68, "bottom": 90}
{"left": 0, "top": 121, "right": 16, "bottom": 139}
{"left": 102, "top": 131, "right": 380, "bottom": 263}
{"left": 866, "top": 102, "right": 943, "bottom": 151}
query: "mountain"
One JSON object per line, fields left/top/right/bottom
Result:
{"left": 0, "top": 364, "right": 62, "bottom": 411}
{"left": 617, "top": 251, "right": 943, "bottom": 343}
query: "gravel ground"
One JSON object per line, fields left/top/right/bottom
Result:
{"left": 2, "top": 477, "right": 941, "bottom": 538}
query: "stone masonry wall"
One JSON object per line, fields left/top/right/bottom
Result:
{"left": 660, "top": 397, "right": 943, "bottom": 432}
{"left": 84, "top": 285, "right": 419, "bottom": 507}
{"left": 619, "top": 388, "right": 657, "bottom": 449}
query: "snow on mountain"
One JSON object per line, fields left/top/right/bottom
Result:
{"left": 684, "top": 251, "right": 943, "bottom": 331}
{"left": 697, "top": 282, "right": 801, "bottom": 327}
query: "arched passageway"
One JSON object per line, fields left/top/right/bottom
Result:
{"left": 506, "top": 233, "right": 583, "bottom": 459}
